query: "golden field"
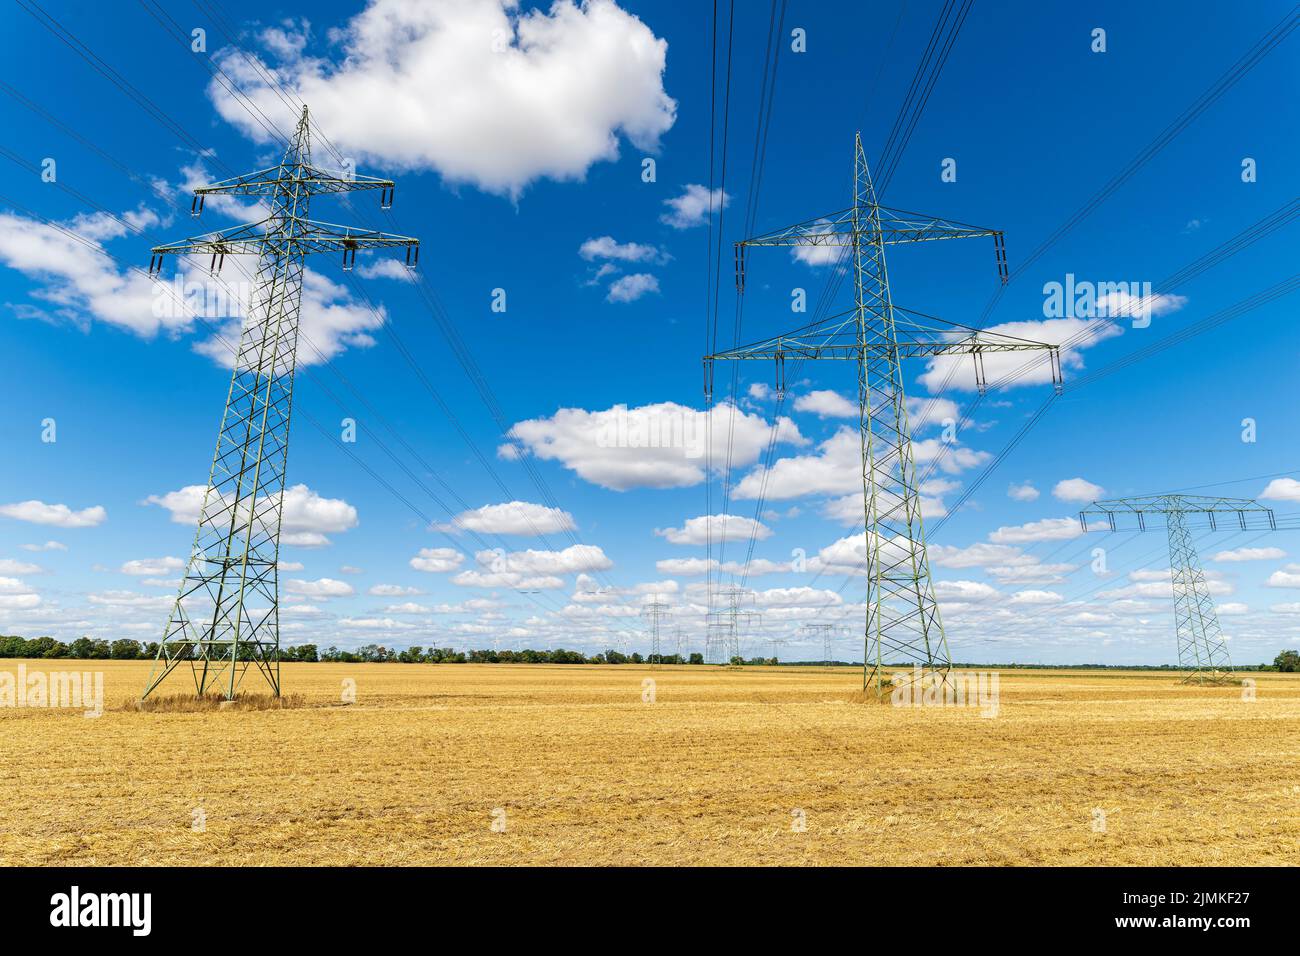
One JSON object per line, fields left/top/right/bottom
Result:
{"left": 1, "top": 659, "right": 1298, "bottom": 866}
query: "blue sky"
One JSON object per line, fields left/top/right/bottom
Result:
{"left": 1, "top": 0, "right": 1298, "bottom": 665}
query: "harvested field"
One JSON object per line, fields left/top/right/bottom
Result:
{"left": 1, "top": 660, "right": 1298, "bottom": 865}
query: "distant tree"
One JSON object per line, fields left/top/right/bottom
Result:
{"left": 69, "top": 637, "right": 95, "bottom": 659}
{"left": 1275, "top": 649, "right": 1300, "bottom": 673}
{"left": 110, "top": 639, "right": 143, "bottom": 660}
{"left": 689, "top": 653, "right": 704, "bottom": 665}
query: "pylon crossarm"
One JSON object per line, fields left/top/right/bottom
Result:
{"left": 738, "top": 205, "right": 999, "bottom": 248}
{"left": 1079, "top": 494, "right": 1276, "bottom": 532}
{"left": 705, "top": 306, "right": 1061, "bottom": 394}
{"left": 195, "top": 164, "right": 395, "bottom": 198}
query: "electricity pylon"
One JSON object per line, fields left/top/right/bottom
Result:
{"left": 801, "top": 623, "right": 839, "bottom": 668}
{"left": 642, "top": 596, "right": 671, "bottom": 668}
{"left": 673, "top": 626, "right": 687, "bottom": 663}
{"left": 705, "top": 584, "right": 761, "bottom": 663}
{"left": 142, "top": 107, "right": 419, "bottom": 700}
{"left": 706, "top": 133, "right": 1062, "bottom": 695}
{"left": 1079, "top": 494, "right": 1276, "bottom": 684}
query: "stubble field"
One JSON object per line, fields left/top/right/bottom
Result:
{"left": 2, "top": 660, "right": 1298, "bottom": 866}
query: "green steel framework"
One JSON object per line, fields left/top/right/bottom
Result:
{"left": 141, "top": 107, "right": 419, "bottom": 700}
{"left": 1079, "top": 494, "right": 1276, "bottom": 684}
{"left": 706, "top": 134, "right": 1064, "bottom": 695}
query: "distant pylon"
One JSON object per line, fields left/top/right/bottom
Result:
{"left": 142, "top": 107, "right": 419, "bottom": 700}
{"left": 801, "top": 623, "right": 839, "bottom": 668}
{"left": 707, "top": 134, "right": 1061, "bottom": 695}
{"left": 642, "top": 596, "right": 671, "bottom": 668}
{"left": 1080, "top": 494, "right": 1276, "bottom": 684}
{"left": 706, "top": 584, "right": 761, "bottom": 663}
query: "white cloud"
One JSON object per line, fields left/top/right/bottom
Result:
{"left": 0, "top": 500, "right": 106, "bottom": 528}
{"left": 606, "top": 272, "right": 659, "bottom": 303}
{"left": 21, "top": 541, "right": 66, "bottom": 552}
{"left": 1007, "top": 481, "right": 1040, "bottom": 502}
{"left": 654, "top": 557, "right": 718, "bottom": 576}
{"left": 440, "top": 501, "right": 576, "bottom": 536}
{"left": 356, "top": 257, "right": 416, "bottom": 282}
{"left": 1212, "top": 546, "right": 1285, "bottom": 562}
{"left": 206, "top": 0, "right": 676, "bottom": 197}
{"left": 934, "top": 580, "right": 999, "bottom": 602}
{"left": 285, "top": 577, "right": 355, "bottom": 599}
{"left": 473, "top": 544, "right": 612, "bottom": 575}
{"left": 368, "top": 583, "right": 425, "bottom": 596}
{"left": 145, "top": 483, "right": 357, "bottom": 547}
{"left": 1259, "top": 478, "right": 1300, "bottom": 503}
{"left": 988, "top": 517, "right": 1083, "bottom": 544}
{"left": 0, "top": 577, "right": 41, "bottom": 611}
{"left": 1009, "top": 589, "right": 1063, "bottom": 605}
{"left": 0, "top": 210, "right": 177, "bottom": 336}
{"left": 660, "top": 184, "right": 729, "bottom": 229}
{"left": 655, "top": 514, "right": 771, "bottom": 546}
{"left": 1265, "top": 564, "right": 1300, "bottom": 589}
{"left": 1052, "top": 477, "right": 1105, "bottom": 503}
{"left": 734, "top": 426, "right": 987, "bottom": 501}
{"left": 1217, "top": 602, "right": 1249, "bottom": 616}
{"left": 579, "top": 236, "right": 667, "bottom": 264}
{"left": 409, "top": 548, "right": 467, "bottom": 573}
{"left": 0, "top": 559, "right": 42, "bottom": 575}
{"left": 793, "top": 390, "right": 856, "bottom": 418}
{"left": 503, "top": 401, "right": 805, "bottom": 491}
{"left": 192, "top": 267, "right": 387, "bottom": 369}
{"left": 120, "top": 556, "right": 185, "bottom": 576}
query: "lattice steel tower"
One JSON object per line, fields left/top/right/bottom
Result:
{"left": 642, "top": 596, "right": 671, "bottom": 668}
{"left": 142, "top": 107, "right": 419, "bottom": 699}
{"left": 706, "top": 134, "right": 1062, "bottom": 694}
{"left": 1079, "top": 494, "right": 1275, "bottom": 684}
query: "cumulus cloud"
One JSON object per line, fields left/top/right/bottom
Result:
{"left": 0, "top": 208, "right": 387, "bottom": 366}
{"left": 654, "top": 514, "right": 771, "bottom": 546}
{"left": 793, "top": 390, "right": 857, "bottom": 418}
{"left": 988, "top": 517, "right": 1083, "bottom": 544}
{"left": 1007, "top": 481, "right": 1040, "bottom": 502}
{"left": 1265, "top": 564, "right": 1300, "bottom": 589}
{"left": 1052, "top": 477, "right": 1104, "bottom": 503}
{"left": 502, "top": 401, "right": 805, "bottom": 491}
{"left": 439, "top": 501, "right": 576, "bottom": 536}
{"left": 120, "top": 557, "right": 185, "bottom": 576}
{"left": 0, "top": 577, "right": 41, "bottom": 611}
{"left": 285, "top": 577, "right": 356, "bottom": 599}
{"left": 1259, "top": 478, "right": 1300, "bottom": 503}
{"left": 409, "top": 548, "right": 467, "bottom": 573}
{"left": 606, "top": 273, "right": 659, "bottom": 303}
{"left": 660, "top": 184, "right": 729, "bottom": 229}
{"left": 579, "top": 236, "right": 667, "bottom": 264}
{"left": 1212, "top": 546, "right": 1285, "bottom": 562}
{"left": 144, "top": 483, "right": 357, "bottom": 547}
{"left": 21, "top": 541, "right": 66, "bottom": 552}
{"left": 369, "top": 583, "right": 425, "bottom": 596}
{"left": 0, "top": 500, "right": 106, "bottom": 528}
{"left": 206, "top": 0, "right": 676, "bottom": 197}
{"left": 733, "top": 426, "right": 987, "bottom": 500}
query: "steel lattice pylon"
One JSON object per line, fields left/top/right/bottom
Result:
{"left": 1080, "top": 495, "right": 1276, "bottom": 684}
{"left": 142, "top": 107, "right": 419, "bottom": 700}
{"left": 707, "top": 134, "right": 1062, "bottom": 695}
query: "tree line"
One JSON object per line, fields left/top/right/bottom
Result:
{"left": 0, "top": 634, "right": 727, "bottom": 666}
{"left": 3, "top": 633, "right": 1297, "bottom": 671}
